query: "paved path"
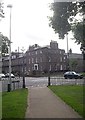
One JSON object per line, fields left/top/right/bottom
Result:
{"left": 25, "top": 87, "right": 82, "bottom": 118}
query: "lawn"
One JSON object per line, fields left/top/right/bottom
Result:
{"left": 48, "top": 85, "right": 85, "bottom": 118}
{"left": 2, "top": 88, "right": 28, "bottom": 118}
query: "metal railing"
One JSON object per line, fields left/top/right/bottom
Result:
{"left": 49, "top": 77, "right": 85, "bottom": 86}
{"left": 2, "top": 77, "right": 23, "bottom": 92}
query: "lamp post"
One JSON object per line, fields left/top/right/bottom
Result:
{"left": 66, "top": 33, "right": 69, "bottom": 70}
{"left": 21, "top": 47, "right": 25, "bottom": 88}
{"left": 7, "top": 4, "right": 12, "bottom": 92}
{"left": 0, "top": 34, "right": 2, "bottom": 74}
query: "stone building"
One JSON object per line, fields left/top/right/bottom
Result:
{"left": 2, "top": 41, "right": 68, "bottom": 76}
{"left": 26, "top": 41, "right": 68, "bottom": 75}
{"left": 2, "top": 52, "right": 26, "bottom": 76}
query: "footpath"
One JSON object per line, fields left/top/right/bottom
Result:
{"left": 25, "top": 86, "right": 82, "bottom": 118}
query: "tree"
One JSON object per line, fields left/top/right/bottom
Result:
{"left": 49, "top": 1, "right": 85, "bottom": 71}
{"left": 69, "top": 59, "right": 78, "bottom": 71}
{"left": 0, "top": 33, "right": 10, "bottom": 56}
{"left": 0, "top": 2, "right": 9, "bottom": 56}
{"left": 0, "top": 1, "right": 4, "bottom": 20}
{"left": 49, "top": 2, "right": 78, "bottom": 39}
{"left": 49, "top": 2, "right": 85, "bottom": 39}
{"left": 72, "top": 21, "right": 85, "bottom": 71}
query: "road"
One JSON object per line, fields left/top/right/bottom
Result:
{"left": 25, "top": 77, "right": 48, "bottom": 88}
{"left": 1, "top": 76, "right": 84, "bottom": 92}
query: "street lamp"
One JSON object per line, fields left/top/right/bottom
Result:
{"left": 7, "top": 4, "right": 12, "bottom": 92}
{"left": 66, "top": 33, "right": 69, "bottom": 70}
{"left": 21, "top": 47, "right": 25, "bottom": 88}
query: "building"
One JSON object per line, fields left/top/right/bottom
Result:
{"left": 2, "top": 52, "right": 26, "bottom": 76}
{"left": 26, "top": 41, "right": 68, "bottom": 75}
{"left": 2, "top": 41, "right": 68, "bottom": 76}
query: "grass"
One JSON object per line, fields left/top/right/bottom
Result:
{"left": 48, "top": 85, "right": 85, "bottom": 118}
{"left": 2, "top": 88, "right": 28, "bottom": 118}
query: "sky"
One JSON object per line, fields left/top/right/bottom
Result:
{"left": 0, "top": 0, "right": 81, "bottom": 53}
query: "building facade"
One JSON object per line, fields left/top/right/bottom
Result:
{"left": 2, "top": 41, "right": 68, "bottom": 76}
{"left": 2, "top": 52, "right": 26, "bottom": 76}
{"left": 26, "top": 41, "right": 68, "bottom": 75}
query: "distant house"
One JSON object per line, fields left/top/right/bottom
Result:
{"left": 69, "top": 53, "right": 83, "bottom": 72}
{"left": 2, "top": 52, "right": 26, "bottom": 76}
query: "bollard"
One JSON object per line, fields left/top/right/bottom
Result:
{"left": 23, "top": 76, "right": 25, "bottom": 88}
{"left": 48, "top": 76, "right": 50, "bottom": 86}
{"left": 7, "top": 84, "right": 11, "bottom": 92}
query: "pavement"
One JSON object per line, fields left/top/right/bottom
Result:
{"left": 25, "top": 86, "right": 82, "bottom": 118}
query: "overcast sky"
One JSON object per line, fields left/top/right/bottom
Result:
{"left": 0, "top": 0, "right": 81, "bottom": 53}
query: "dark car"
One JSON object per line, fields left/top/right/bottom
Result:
{"left": 64, "top": 71, "right": 83, "bottom": 79}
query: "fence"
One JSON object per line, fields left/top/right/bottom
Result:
{"left": 2, "top": 77, "right": 23, "bottom": 92}
{"left": 49, "top": 77, "right": 85, "bottom": 86}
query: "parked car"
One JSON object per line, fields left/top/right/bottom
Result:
{"left": 64, "top": 71, "right": 83, "bottom": 79}
{"left": 5, "top": 73, "right": 15, "bottom": 78}
{"left": 0, "top": 73, "right": 5, "bottom": 78}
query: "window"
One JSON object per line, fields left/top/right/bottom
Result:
{"left": 41, "top": 66, "right": 42, "bottom": 71}
{"left": 40, "top": 50, "right": 42, "bottom": 54}
{"left": 28, "top": 52, "right": 30, "bottom": 56}
{"left": 35, "top": 58, "right": 38, "bottom": 63}
{"left": 49, "top": 57, "right": 51, "bottom": 62}
{"left": 12, "top": 55, "right": 16, "bottom": 59}
{"left": 64, "top": 56, "right": 66, "bottom": 60}
{"left": 60, "top": 65, "right": 63, "bottom": 70}
{"left": 40, "top": 57, "right": 42, "bottom": 62}
{"left": 35, "top": 51, "right": 38, "bottom": 55}
{"left": 49, "top": 65, "right": 51, "bottom": 71}
{"left": 60, "top": 57, "right": 62, "bottom": 62}
{"left": 28, "top": 68, "right": 30, "bottom": 71}
{"left": 29, "top": 59, "right": 30, "bottom": 64}
{"left": 64, "top": 56, "right": 66, "bottom": 62}
{"left": 32, "top": 58, "right": 34, "bottom": 63}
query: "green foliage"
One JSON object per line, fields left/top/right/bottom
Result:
{"left": 49, "top": 2, "right": 80, "bottom": 39}
{"left": 72, "top": 22, "right": 85, "bottom": 58}
{"left": 0, "top": 33, "right": 10, "bottom": 56}
{"left": 0, "top": 2, "right": 4, "bottom": 19}
{"left": 69, "top": 59, "right": 78, "bottom": 71}
{"left": 49, "top": 85, "right": 84, "bottom": 117}
{"left": 49, "top": 1, "right": 85, "bottom": 44}
{"left": 72, "top": 22, "right": 85, "bottom": 45}
{"left": 2, "top": 88, "right": 28, "bottom": 118}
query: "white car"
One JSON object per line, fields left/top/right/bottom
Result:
{"left": 5, "top": 73, "right": 15, "bottom": 78}
{"left": 0, "top": 73, "right": 5, "bottom": 78}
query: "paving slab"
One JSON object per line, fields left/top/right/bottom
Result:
{"left": 25, "top": 86, "right": 82, "bottom": 118}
